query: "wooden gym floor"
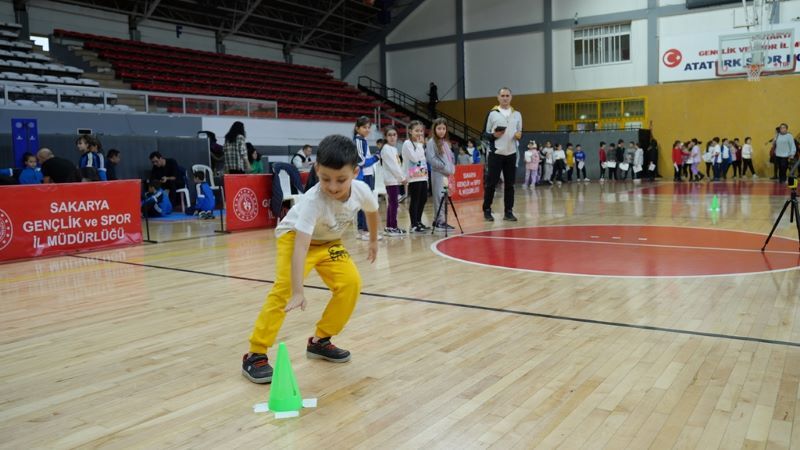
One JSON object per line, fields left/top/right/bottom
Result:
{"left": 2, "top": 179, "right": 800, "bottom": 449}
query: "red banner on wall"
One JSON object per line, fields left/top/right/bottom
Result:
{"left": 223, "top": 172, "right": 312, "bottom": 232}
{"left": 448, "top": 164, "right": 484, "bottom": 202}
{"left": 223, "top": 174, "right": 277, "bottom": 232}
{"left": 0, "top": 180, "right": 142, "bottom": 262}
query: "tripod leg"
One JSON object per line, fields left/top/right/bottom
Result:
{"left": 447, "top": 195, "right": 464, "bottom": 234}
{"left": 793, "top": 200, "right": 800, "bottom": 251}
{"left": 762, "top": 199, "right": 792, "bottom": 251}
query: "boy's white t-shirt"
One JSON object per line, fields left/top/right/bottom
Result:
{"left": 275, "top": 180, "right": 378, "bottom": 241}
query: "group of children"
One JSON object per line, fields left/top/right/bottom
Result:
{"left": 351, "top": 116, "right": 457, "bottom": 237}
{"left": 140, "top": 170, "right": 216, "bottom": 219}
{"left": 3, "top": 135, "right": 122, "bottom": 185}
{"left": 523, "top": 140, "right": 594, "bottom": 187}
{"left": 671, "top": 137, "right": 756, "bottom": 182}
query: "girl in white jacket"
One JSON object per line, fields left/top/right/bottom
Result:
{"left": 380, "top": 126, "right": 406, "bottom": 236}
{"left": 402, "top": 121, "right": 429, "bottom": 233}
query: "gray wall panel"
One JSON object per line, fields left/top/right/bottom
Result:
{"left": 0, "top": 108, "right": 203, "bottom": 136}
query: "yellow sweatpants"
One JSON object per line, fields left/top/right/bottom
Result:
{"left": 249, "top": 231, "right": 362, "bottom": 354}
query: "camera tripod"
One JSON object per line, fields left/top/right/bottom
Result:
{"left": 431, "top": 186, "right": 464, "bottom": 237}
{"left": 761, "top": 178, "right": 800, "bottom": 252}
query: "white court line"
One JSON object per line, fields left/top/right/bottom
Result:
{"left": 432, "top": 224, "right": 800, "bottom": 278}
{"left": 460, "top": 234, "right": 800, "bottom": 256}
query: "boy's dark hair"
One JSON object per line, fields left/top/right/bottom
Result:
{"left": 149, "top": 180, "right": 162, "bottom": 189}
{"left": 600, "top": 141, "right": 606, "bottom": 146}
{"left": 107, "top": 149, "right": 120, "bottom": 158}
{"left": 576, "top": 144, "right": 582, "bottom": 148}
{"left": 193, "top": 171, "right": 205, "bottom": 181}
{"left": 302, "top": 144, "right": 312, "bottom": 151}
{"left": 22, "top": 151, "right": 35, "bottom": 164}
{"left": 316, "top": 135, "right": 359, "bottom": 170}
{"left": 80, "top": 167, "right": 100, "bottom": 181}
{"left": 149, "top": 151, "right": 162, "bottom": 160}
{"left": 76, "top": 134, "right": 92, "bottom": 145}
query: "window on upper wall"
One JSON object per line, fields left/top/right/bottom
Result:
{"left": 573, "top": 23, "right": 630, "bottom": 68}
{"left": 30, "top": 35, "right": 49, "bottom": 51}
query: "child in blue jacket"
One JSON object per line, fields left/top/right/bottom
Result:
{"left": 141, "top": 180, "right": 172, "bottom": 217}
{"left": 190, "top": 171, "right": 215, "bottom": 219}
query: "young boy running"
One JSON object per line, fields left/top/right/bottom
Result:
{"left": 242, "top": 134, "right": 380, "bottom": 383}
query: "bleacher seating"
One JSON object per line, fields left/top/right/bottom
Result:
{"left": 54, "top": 29, "right": 410, "bottom": 124}
{"left": 0, "top": 21, "right": 125, "bottom": 111}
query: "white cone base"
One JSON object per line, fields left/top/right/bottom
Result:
{"left": 253, "top": 398, "right": 317, "bottom": 419}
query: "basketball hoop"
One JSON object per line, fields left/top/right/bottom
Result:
{"left": 746, "top": 63, "right": 764, "bottom": 81}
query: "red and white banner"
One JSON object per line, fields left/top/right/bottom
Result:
{"left": 0, "top": 180, "right": 142, "bottom": 262}
{"left": 659, "top": 25, "right": 800, "bottom": 82}
{"left": 448, "top": 164, "right": 484, "bottom": 202}
{"left": 223, "top": 174, "right": 277, "bottom": 231}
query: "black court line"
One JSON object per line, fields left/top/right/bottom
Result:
{"left": 70, "top": 254, "right": 800, "bottom": 349}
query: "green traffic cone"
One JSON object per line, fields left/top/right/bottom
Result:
{"left": 268, "top": 342, "right": 303, "bottom": 413}
{"left": 710, "top": 195, "right": 720, "bottom": 211}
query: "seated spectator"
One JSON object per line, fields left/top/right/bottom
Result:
{"left": 19, "top": 152, "right": 43, "bottom": 184}
{"left": 37, "top": 148, "right": 79, "bottom": 183}
{"left": 0, "top": 173, "right": 16, "bottom": 185}
{"left": 186, "top": 171, "right": 216, "bottom": 219}
{"left": 291, "top": 144, "right": 313, "bottom": 172}
{"left": 106, "top": 149, "right": 121, "bottom": 180}
{"left": 141, "top": 180, "right": 172, "bottom": 217}
{"left": 149, "top": 151, "right": 184, "bottom": 193}
{"left": 77, "top": 134, "right": 107, "bottom": 181}
{"left": 80, "top": 167, "right": 100, "bottom": 182}
{"left": 247, "top": 143, "right": 265, "bottom": 174}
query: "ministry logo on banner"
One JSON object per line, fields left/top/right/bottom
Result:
{"left": 0, "top": 208, "right": 12, "bottom": 251}
{"left": 233, "top": 188, "right": 259, "bottom": 222}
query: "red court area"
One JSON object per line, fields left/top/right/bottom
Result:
{"left": 434, "top": 225, "right": 800, "bottom": 277}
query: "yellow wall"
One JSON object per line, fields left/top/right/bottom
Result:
{"left": 437, "top": 75, "right": 799, "bottom": 175}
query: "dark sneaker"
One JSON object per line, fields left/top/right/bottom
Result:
{"left": 307, "top": 337, "right": 351, "bottom": 363}
{"left": 483, "top": 210, "right": 494, "bottom": 221}
{"left": 503, "top": 212, "right": 518, "bottom": 221}
{"left": 411, "top": 224, "right": 426, "bottom": 233}
{"left": 434, "top": 222, "right": 455, "bottom": 231}
{"left": 242, "top": 353, "right": 273, "bottom": 384}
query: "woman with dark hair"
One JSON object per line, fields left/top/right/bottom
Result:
{"left": 223, "top": 121, "right": 250, "bottom": 174}
{"left": 247, "top": 142, "right": 264, "bottom": 174}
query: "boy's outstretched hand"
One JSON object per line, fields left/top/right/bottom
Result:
{"left": 285, "top": 293, "right": 307, "bottom": 312}
{"left": 367, "top": 241, "right": 378, "bottom": 263}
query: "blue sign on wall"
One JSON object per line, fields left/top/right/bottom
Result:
{"left": 11, "top": 118, "right": 38, "bottom": 168}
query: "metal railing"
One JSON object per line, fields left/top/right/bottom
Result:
{"left": 0, "top": 80, "right": 278, "bottom": 118}
{"left": 358, "top": 76, "right": 482, "bottom": 143}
